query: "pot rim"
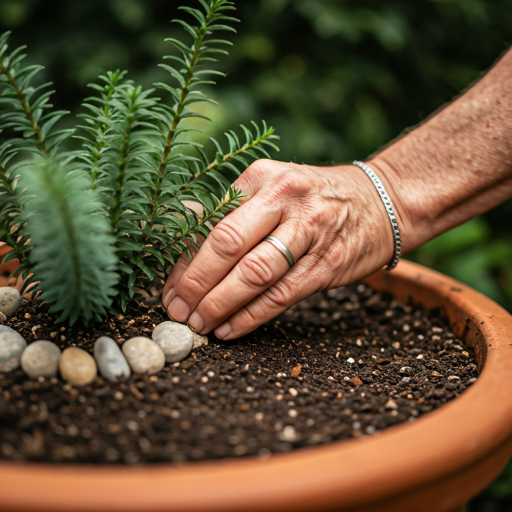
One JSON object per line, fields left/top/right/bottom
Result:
{"left": 1, "top": 260, "right": 512, "bottom": 512}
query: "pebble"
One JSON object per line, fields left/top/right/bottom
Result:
{"left": 0, "top": 287, "right": 22, "bottom": 318}
{"left": 192, "top": 331, "right": 208, "bottom": 349}
{"left": 122, "top": 337, "right": 165, "bottom": 374}
{"left": 0, "top": 311, "right": 6, "bottom": 323}
{"left": 21, "top": 340, "right": 61, "bottom": 379}
{"left": 0, "top": 329, "right": 27, "bottom": 372}
{"left": 152, "top": 321, "right": 193, "bottom": 363}
{"left": 93, "top": 336, "right": 131, "bottom": 383}
{"left": 59, "top": 347, "right": 97, "bottom": 386}
{"left": 385, "top": 398, "right": 398, "bottom": 409}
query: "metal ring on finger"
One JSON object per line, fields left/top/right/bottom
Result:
{"left": 263, "top": 235, "right": 296, "bottom": 268}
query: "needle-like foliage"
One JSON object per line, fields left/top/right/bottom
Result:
{"left": 0, "top": 0, "right": 279, "bottom": 324}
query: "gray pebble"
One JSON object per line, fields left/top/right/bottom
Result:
{"left": 94, "top": 336, "right": 131, "bottom": 383}
{"left": 152, "top": 321, "right": 193, "bottom": 363}
{"left": 192, "top": 331, "right": 208, "bottom": 349}
{"left": 0, "top": 329, "right": 27, "bottom": 372}
{"left": 0, "top": 311, "right": 6, "bottom": 323}
{"left": 21, "top": 340, "right": 61, "bottom": 379}
{"left": 122, "top": 337, "right": 165, "bottom": 374}
{"left": 59, "top": 347, "right": 97, "bottom": 386}
{"left": 0, "top": 287, "right": 22, "bottom": 318}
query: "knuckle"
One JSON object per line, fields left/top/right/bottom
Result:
{"left": 176, "top": 270, "right": 207, "bottom": 300}
{"left": 209, "top": 221, "right": 245, "bottom": 257}
{"left": 246, "top": 159, "right": 268, "bottom": 175}
{"left": 271, "top": 171, "right": 312, "bottom": 201}
{"left": 199, "top": 297, "right": 224, "bottom": 322}
{"left": 239, "top": 252, "right": 276, "bottom": 288}
{"left": 305, "top": 204, "right": 331, "bottom": 228}
{"left": 263, "top": 280, "right": 293, "bottom": 309}
{"left": 236, "top": 159, "right": 271, "bottom": 188}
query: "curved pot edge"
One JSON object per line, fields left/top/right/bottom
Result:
{"left": 1, "top": 260, "right": 512, "bottom": 512}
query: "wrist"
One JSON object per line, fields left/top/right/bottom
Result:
{"left": 334, "top": 164, "right": 395, "bottom": 273}
{"left": 364, "top": 156, "right": 426, "bottom": 254}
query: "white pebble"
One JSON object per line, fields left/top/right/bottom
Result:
{"left": 21, "top": 340, "right": 61, "bottom": 379}
{"left": 59, "top": 347, "right": 97, "bottom": 386}
{"left": 280, "top": 425, "right": 299, "bottom": 442}
{"left": 347, "top": 357, "right": 355, "bottom": 364}
{"left": 0, "top": 328, "right": 27, "bottom": 372}
{"left": 0, "top": 287, "right": 22, "bottom": 318}
{"left": 152, "top": 321, "right": 193, "bottom": 363}
{"left": 94, "top": 336, "right": 131, "bottom": 383}
{"left": 122, "top": 337, "right": 165, "bottom": 375}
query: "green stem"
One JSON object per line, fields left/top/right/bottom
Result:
{"left": 183, "top": 137, "right": 267, "bottom": 191}
{"left": 0, "top": 64, "right": 49, "bottom": 156}
{"left": 110, "top": 94, "right": 137, "bottom": 232}
{"left": 90, "top": 83, "right": 117, "bottom": 188}
{"left": 149, "top": 3, "right": 217, "bottom": 226}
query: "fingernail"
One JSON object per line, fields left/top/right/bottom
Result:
{"left": 167, "top": 297, "right": 190, "bottom": 323}
{"left": 215, "top": 322, "right": 231, "bottom": 340}
{"left": 162, "top": 287, "right": 174, "bottom": 308}
{"left": 188, "top": 312, "right": 205, "bottom": 333}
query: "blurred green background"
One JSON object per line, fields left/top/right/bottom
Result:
{"left": 1, "top": 0, "right": 511, "bottom": 508}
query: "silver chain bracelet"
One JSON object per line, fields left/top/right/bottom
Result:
{"left": 352, "top": 160, "right": 402, "bottom": 271}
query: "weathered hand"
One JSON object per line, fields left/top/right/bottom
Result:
{"left": 162, "top": 159, "right": 401, "bottom": 340}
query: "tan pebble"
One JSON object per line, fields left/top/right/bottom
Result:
{"left": 59, "top": 347, "right": 97, "bottom": 386}
{"left": 122, "top": 337, "right": 165, "bottom": 375}
{"left": 385, "top": 398, "right": 398, "bottom": 409}
{"left": 192, "top": 331, "right": 208, "bottom": 349}
{"left": 21, "top": 340, "right": 61, "bottom": 379}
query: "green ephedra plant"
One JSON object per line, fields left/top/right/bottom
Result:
{"left": 0, "top": 0, "right": 279, "bottom": 325}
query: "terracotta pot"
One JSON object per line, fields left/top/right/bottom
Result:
{"left": 1, "top": 260, "right": 512, "bottom": 512}
{"left": 0, "top": 244, "right": 20, "bottom": 288}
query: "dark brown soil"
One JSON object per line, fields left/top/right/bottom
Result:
{"left": 0, "top": 283, "right": 478, "bottom": 465}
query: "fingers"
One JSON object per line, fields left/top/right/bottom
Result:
{"left": 163, "top": 194, "right": 282, "bottom": 322}
{"left": 162, "top": 236, "right": 203, "bottom": 303}
{"left": 214, "top": 254, "right": 323, "bottom": 340}
{"left": 186, "top": 221, "right": 312, "bottom": 334}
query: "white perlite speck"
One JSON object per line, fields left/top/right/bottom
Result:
{"left": 123, "top": 337, "right": 165, "bottom": 374}
{"left": 0, "top": 328, "right": 27, "bottom": 372}
{"left": 21, "top": 340, "right": 61, "bottom": 379}
{"left": 94, "top": 336, "right": 131, "bottom": 383}
{"left": 152, "top": 321, "right": 193, "bottom": 363}
{"left": 0, "top": 287, "right": 22, "bottom": 319}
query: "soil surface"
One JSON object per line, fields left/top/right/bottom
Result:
{"left": 0, "top": 283, "right": 478, "bottom": 465}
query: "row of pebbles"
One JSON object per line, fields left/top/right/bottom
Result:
{"left": 0, "top": 287, "right": 206, "bottom": 385}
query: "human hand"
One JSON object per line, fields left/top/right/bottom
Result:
{"left": 162, "top": 159, "right": 402, "bottom": 340}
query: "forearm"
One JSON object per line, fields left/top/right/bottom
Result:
{"left": 368, "top": 47, "right": 512, "bottom": 253}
